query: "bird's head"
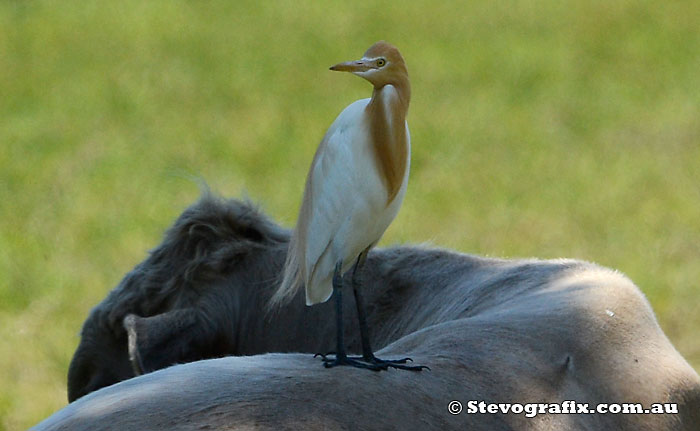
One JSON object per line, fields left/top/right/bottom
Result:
{"left": 329, "top": 41, "right": 408, "bottom": 89}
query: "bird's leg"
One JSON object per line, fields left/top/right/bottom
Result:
{"left": 317, "top": 260, "right": 384, "bottom": 371}
{"left": 350, "top": 252, "right": 382, "bottom": 361}
{"left": 333, "top": 261, "right": 346, "bottom": 360}
{"left": 351, "top": 251, "right": 429, "bottom": 371}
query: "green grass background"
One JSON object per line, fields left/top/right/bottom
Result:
{"left": 1, "top": 0, "right": 698, "bottom": 428}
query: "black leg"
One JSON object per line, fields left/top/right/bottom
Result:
{"left": 351, "top": 252, "right": 377, "bottom": 360}
{"left": 351, "top": 251, "right": 429, "bottom": 371}
{"left": 316, "top": 260, "right": 384, "bottom": 371}
{"left": 333, "top": 261, "right": 346, "bottom": 361}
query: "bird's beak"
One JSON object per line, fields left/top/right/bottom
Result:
{"left": 329, "top": 59, "right": 372, "bottom": 73}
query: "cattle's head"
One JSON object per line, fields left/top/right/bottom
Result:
{"left": 67, "top": 305, "right": 223, "bottom": 402}
{"left": 67, "top": 307, "right": 134, "bottom": 402}
{"left": 66, "top": 191, "right": 288, "bottom": 402}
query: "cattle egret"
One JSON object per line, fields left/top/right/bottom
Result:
{"left": 271, "top": 41, "right": 426, "bottom": 371}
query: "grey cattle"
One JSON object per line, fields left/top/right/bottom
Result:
{"left": 44, "top": 259, "right": 700, "bottom": 430}
{"left": 57, "top": 193, "right": 700, "bottom": 430}
{"left": 68, "top": 192, "right": 467, "bottom": 400}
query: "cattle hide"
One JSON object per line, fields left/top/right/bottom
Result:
{"left": 41, "top": 259, "right": 700, "bottom": 430}
{"left": 59, "top": 192, "right": 700, "bottom": 430}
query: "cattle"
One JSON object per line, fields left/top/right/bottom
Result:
{"left": 67, "top": 190, "right": 484, "bottom": 400}
{"left": 57, "top": 192, "right": 700, "bottom": 429}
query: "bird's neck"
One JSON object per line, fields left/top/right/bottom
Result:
{"left": 370, "top": 74, "right": 411, "bottom": 114}
{"left": 366, "top": 78, "right": 411, "bottom": 204}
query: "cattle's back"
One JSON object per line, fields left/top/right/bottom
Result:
{"left": 36, "top": 260, "right": 700, "bottom": 431}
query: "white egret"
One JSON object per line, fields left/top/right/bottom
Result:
{"left": 271, "top": 41, "right": 425, "bottom": 371}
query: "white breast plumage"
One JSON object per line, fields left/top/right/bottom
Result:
{"left": 302, "top": 97, "right": 409, "bottom": 305}
{"left": 269, "top": 41, "right": 425, "bottom": 372}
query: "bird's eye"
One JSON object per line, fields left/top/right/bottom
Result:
{"left": 376, "top": 58, "right": 386, "bottom": 67}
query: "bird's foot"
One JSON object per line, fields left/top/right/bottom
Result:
{"left": 314, "top": 352, "right": 429, "bottom": 371}
{"left": 364, "top": 355, "right": 430, "bottom": 371}
{"left": 316, "top": 352, "right": 385, "bottom": 371}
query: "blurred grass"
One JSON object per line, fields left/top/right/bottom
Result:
{"left": 1, "top": 0, "right": 698, "bottom": 428}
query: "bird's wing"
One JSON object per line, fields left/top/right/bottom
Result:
{"left": 303, "top": 127, "right": 355, "bottom": 279}
{"left": 297, "top": 99, "right": 369, "bottom": 300}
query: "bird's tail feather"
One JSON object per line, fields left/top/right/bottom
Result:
{"left": 268, "top": 234, "right": 303, "bottom": 309}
